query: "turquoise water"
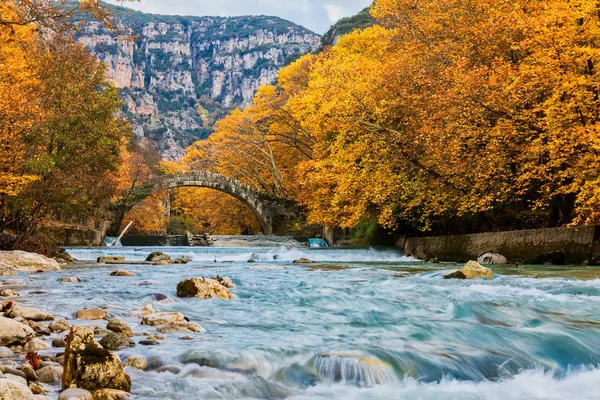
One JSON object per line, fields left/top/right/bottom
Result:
{"left": 19, "top": 247, "right": 600, "bottom": 399}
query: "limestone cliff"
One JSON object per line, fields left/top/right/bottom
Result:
{"left": 77, "top": 10, "right": 320, "bottom": 160}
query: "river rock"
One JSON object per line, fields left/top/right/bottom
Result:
{"left": 53, "top": 338, "right": 66, "bottom": 348}
{"left": 0, "top": 379, "right": 35, "bottom": 400}
{"left": 58, "top": 388, "right": 93, "bottom": 400}
{"left": 54, "top": 250, "right": 76, "bottom": 264}
{"left": 145, "top": 252, "right": 171, "bottom": 263}
{"left": 97, "top": 257, "right": 125, "bottom": 264}
{"left": 0, "top": 289, "right": 19, "bottom": 297}
{"left": 0, "top": 366, "right": 26, "bottom": 380}
{"left": 28, "top": 382, "right": 45, "bottom": 395}
{"left": 17, "top": 364, "right": 38, "bottom": 382}
{"left": 173, "top": 257, "right": 192, "bottom": 264}
{"left": 156, "top": 322, "right": 205, "bottom": 334}
{"left": 176, "top": 278, "right": 233, "bottom": 300}
{"left": 141, "top": 312, "right": 185, "bottom": 326}
{"left": 76, "top": 309, "right": 108, "bottom": 320}
{"left": 0, "top": 346, "right": 14, "bottom": 357}
{"left": 106, "top": 320, "right": 133, "bottom": 337}
{"left": 109, "top": 271, "right": 135, "bottom": 277}
{"left": 49, "top": 319, "right": 70, "bottom": 333}
{"left": 37, "top": 365, "right": 63, "bottom": 384}
{"left": 3, "top": 373, "right": 28, "bottom": 386}
{"left": 530, "top": 250, "right": 566, "bottom": 265}
{"left": 93, "top": 389, "right": 131, "bottom": 400}
{"left": 24, "top": 338, "right": 50, "bottom": 351}
{"left": 293, "top": 258, "right": 318, "bottom": 264}
{"left": 139, "top": 340, "right": 159, "bottom": 346}
{"left": 60, "top": 277, "right": 81, "bottom": 283}
{"left": 26, "top": 320, "right": 50, "bottom": 335}
{"left": 444, "top": 261, "right": 493, "bottom": 280}
{"left": 215, "top": 276, "right": 235, "bottom": 289}
{"left": 98, "top": 333, "right": 135, "bottom": 351}
{"left": 123, "top": 355, "right": 147, "bottom": 371}
{"left": 0, "top": 251, "right": 61, "bottom": 276}
{"left": 62, "top": 326, "right": 131, "bottom": 393}
{"left": 0, "top": 317, "right": 35, "bottom": 346}
{"left": 477, "top": 252, "right": 507, "bottom": 265}
{"left": 5, "top": 303, "right": 54, "bottom": 321}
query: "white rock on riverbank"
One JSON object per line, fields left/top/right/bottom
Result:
{"left": 0, "top": 251, "right": 61, "bottom": 275}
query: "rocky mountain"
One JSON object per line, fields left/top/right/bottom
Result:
{"left": 76, "top": 8, "right": 320, "bottom": 159}
{"left": 321, "top": 7, "right": 374, "bottom": 47}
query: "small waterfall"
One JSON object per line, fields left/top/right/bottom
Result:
{"left": 310, "top": 353, "right": 398, "bottom": 387}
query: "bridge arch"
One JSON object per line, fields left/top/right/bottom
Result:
{"left": 146, "top": 172, "right": 300, "bottom": 236}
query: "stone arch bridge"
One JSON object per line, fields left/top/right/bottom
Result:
{"left": 138, "top": 172, "right": 301, "bottom": 235}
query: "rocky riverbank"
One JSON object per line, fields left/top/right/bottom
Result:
{"left": 0, "top": 250, "right": 235, "bottom": 399}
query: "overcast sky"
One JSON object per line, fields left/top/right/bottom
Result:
{"left": 110, "top": 0, "right": 372, "bottom": 33}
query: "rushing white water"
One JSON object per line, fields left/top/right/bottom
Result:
{"left": 6, "top": 246, "right": 600, "bottom": 399}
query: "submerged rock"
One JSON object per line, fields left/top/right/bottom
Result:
{"left": 60, "top": 277, "right": 81, "bottom": 283}
{"left": 477, "top": 252, "right": 507, "bottom": 265}
{"left": 444, "top": 261, "right": 493, "bottom": 280}
{"left": 109, "top": 271, "right": 135, "bottom": 277}
{"left": 145, "top": 252, "right": 171, "bottom": 263}
{"left": 176, "top": 278, "right": 233, "bottom": 300}
{"left": 76, "top": 309, "right": 108, "bottom": 320}
{"left": 293, "top": 258, "right": 318, "bottom": 264}
{"left": 97, "top": 257, "right": 125, "bottom": 264}
{"left": 141, "top": 312, "right": 185, "bottom": 326}
{"left": 0, "top": 317, "right": 35, "bottom": 346}
{"left": 0, "top": 251, "right": 61, "bottom": 276}
{"left": 62, "top": 326, "right": 131, "bottom": 393}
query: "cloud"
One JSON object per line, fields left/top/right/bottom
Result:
{"left": 110, "top": 0, "right": 372, "bottom": 33}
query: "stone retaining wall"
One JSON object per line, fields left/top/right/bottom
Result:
{"left": 403, "top": 226, "right": 600, "bottom": 264}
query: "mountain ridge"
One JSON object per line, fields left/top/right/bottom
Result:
{"left": 76, "top": 6, "right": 321, "bottom": 159}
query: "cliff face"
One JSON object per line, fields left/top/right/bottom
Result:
{"left": 77, "top": 12, "right": 320, "bottom": 159}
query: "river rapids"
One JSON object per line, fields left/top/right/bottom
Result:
{"left": 10, "top": 246, "right": 600, "bottom": 399}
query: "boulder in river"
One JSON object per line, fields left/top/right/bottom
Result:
{"left": 293, "top": 258, "right": 319, "bottom": 264}
{"left": 0, "top": 379, "right": 35, "bottom": 400}
{"left": 0, "top": 289, "right": 19, "bottom": 297}
{"left": 36, "top": 365, "right": 63, "bottom": 384}
{"left": 106, "top": 319, "right": 133, "bottom": 337}
{"left": 97, "top": 257, "right": 125, "bottom": 264}
{"left": 215, "top": 276, "right": 236, "bottom": 289}
{"left": 109, "top": 271, "right": 135, "bottom": 277}
{"left": 156, "top": 322, "right": 205, "bottom": 334}
{"left": 141, "top": 312, "right": 185, "bottom": 326}
{"left": 49, "top": 319, "right": 70, "bottom": 333}
{"left": 145, "top": 252, "right": 171, "bottom": 263}
{"left": 176, "top": 278, "right": 233, "bottom": 300}
{"left": 62, "top": 326, "right": 131, "bottom": 393}
{"left": 477, "top": 252, "right": 507, "bottom": 265}
{"left": 99, "top": 333, "right": 135, "bottom": 351}
{"left": 60, "top": 277, "right": 81, "bottom": 283}
{"left": 0, "top": 250, "right": 61, "bottom": 276}
{"left": 0, "top": 317, "right": 35, "bottom": 347}
{"left": 76, "top": 309, "right": 108, "bottom": 320}
{"left": 93, "top": 389, "right": 131, "bottom": 400}
{"left": 4, "top": 302, "right": 54, "bottom": 321}
{"left": 54, "top": 250, "right": 76, "bottom": 264}
{"left": 444, "top": 261, "right": 493, "bottom": 280}
{"left": 173, "top": 257, "right": 192, "bottom": 264}
{"left": 24, "top": 338, "right": 50, "bottom": 351}
{"left": 123, "top": 355, "right": 147, "bottom": 370}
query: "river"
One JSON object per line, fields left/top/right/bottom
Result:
{"left": 18, "top": 246, "right": 600, "bottom": 399}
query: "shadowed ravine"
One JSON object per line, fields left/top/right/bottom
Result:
{"left": 18, "top": 247, "right": 600, "bottom": 399}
